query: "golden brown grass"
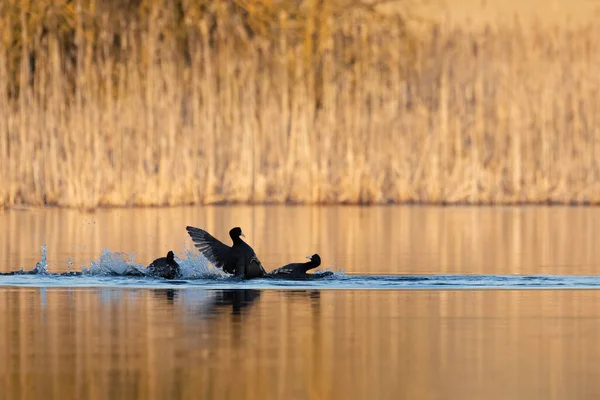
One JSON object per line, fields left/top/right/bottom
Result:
{"left": 1, "top": 1, "right": 600, "bottom": 208}
{"left": 437, "top": 0, "right": 600, "bottom": 28}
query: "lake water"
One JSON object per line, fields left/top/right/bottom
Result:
{"left": 1, "top": 206, "right": 600, "bottom": 398}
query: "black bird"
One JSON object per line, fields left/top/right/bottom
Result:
{"left": 186, "top": 226, "right": 266, "bottom": 279}
{"left": 147, "top": 250, "right": 180, "bottom": 280}
{"left": 267, "top": 254, "right": 323, "bottom": 279}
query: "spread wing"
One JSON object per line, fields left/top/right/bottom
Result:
{"left": 186, "top": 226, "right": 232, "bottom": 271}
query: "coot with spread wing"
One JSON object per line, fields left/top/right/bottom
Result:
{"left": 186, "top": 226, "right": 266, "bottom": 279}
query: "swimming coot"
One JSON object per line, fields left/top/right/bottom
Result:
{"left": 147, "top": 250, "right": 180, "bottom": 279}
{"left": 267, "top": 254, "right": 322, "bottom": 279}
{"left": 186, "top": 226, "right": 266, "bottom": 279}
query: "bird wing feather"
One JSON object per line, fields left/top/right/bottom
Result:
{"left": 186, "top": 226, "right": 232, "bottom": 271}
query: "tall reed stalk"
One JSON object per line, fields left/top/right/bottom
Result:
{"left": 1, "top": 1, "right": 599, "bottom": 208}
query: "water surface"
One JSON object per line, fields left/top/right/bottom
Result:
{"left": 1, "top": 206, "right": 600, "bottom": 398}
{"left": 2, "top": 288, "right": 600, "bottom": 399}
{"left": 2, "top": 205, "right": 600, "bottom": 275}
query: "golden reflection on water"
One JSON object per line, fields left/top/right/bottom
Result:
{"left": 0, "top": 288, "right": 600, "bottom": 399}
{"left": 1, "top": 206, "right": 600, "bottom": 274}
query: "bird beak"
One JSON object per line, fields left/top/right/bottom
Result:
{"left": 241, "top": 232, "right": 246, "bottom": 238}
{"left": 306, "top": 256, "right": 312, "bottom": 260}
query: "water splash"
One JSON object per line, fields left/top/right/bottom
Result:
{"left": 2, "top": 244, "right": 340, "bottom": 281}
{"left": 32, "top": 244, "right": 49, "bottom": 275}
{"left": 78, "top": 247, "right": 226, "bottom": 279}
{"left": 176, "top": 248, "right": 227, "bottom": 279}
{"left": 83, "top": 249, "right": 146, "bottom": 276}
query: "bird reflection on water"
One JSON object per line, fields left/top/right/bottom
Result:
{"left": 149, "top": 288, "right": 263, "bottom": 316}
{"left": 153, "top": 288, "right": 178, "bottom": 303}
{"left": 150, "top": 288, "right": 321, "bottom": 318}
{"left": 212, "top": 289, "right": 262, "bottom": 315}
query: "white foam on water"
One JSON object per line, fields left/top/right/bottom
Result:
{"left": 80, "top": 246, "right": 227, "bottom": 279}
{"left": 176, "top": 248, "right": 228, "bottom": 279}
{"left": 83, "top": 249, "right": 145, "bottom": 276}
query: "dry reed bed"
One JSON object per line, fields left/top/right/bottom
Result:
{"left": 1, "top": 2, "right": 599, "bottom": 207}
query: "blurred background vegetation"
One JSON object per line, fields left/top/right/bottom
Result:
{"left": 1, "top": 0, "right": 599, "bottom": 208}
